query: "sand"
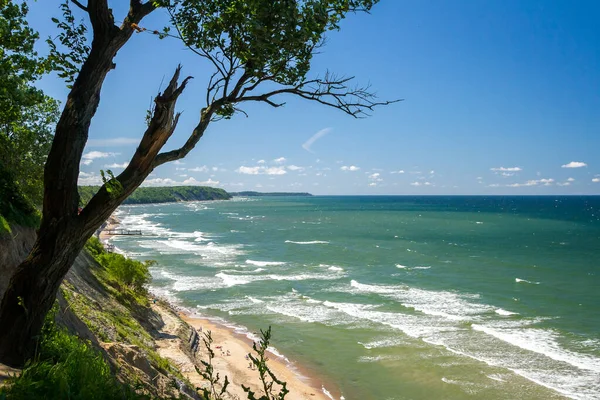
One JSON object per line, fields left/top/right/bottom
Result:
{"left": 100, "top": 216, "right": 332, "bottom": 400}
{"left": 150, "top": 301, "right": 329, "bottom": 400}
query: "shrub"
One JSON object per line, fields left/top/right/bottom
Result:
{"left": 84, "top": 236, "right": 105, "bottom": 258}
{"left": 97, "top": 253, "right": 153, "bottom": 293}
{"left": 0, "top": 307, "right": 143, "bottom": 400}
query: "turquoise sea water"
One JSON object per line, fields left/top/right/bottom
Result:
{"left": 109, "top": 196, "right": 600, "bottom": 400}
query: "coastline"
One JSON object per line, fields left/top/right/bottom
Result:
{"left": 178, "top": 311, "right": 331, "bottom": 400}
{"left": 99, "top": 217, "right": 333, "bottom": 400}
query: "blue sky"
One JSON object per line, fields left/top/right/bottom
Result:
{"left": 28, "top": 1, "right": 600, "bottom": 194}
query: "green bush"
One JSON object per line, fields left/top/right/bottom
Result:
{"left": 84, "top": 236, "right": 105, "bottom": 258}
{"left": 97, "top": 253, "right": 153, "bottom": 293}
{"left": 0, "top": 307, "right": 143, "bottom": 400}
{"left": 0, "top": 214, "right": 11, "bottom": 236}
{"left": 0, "top": 161, "right": 40, "bottom": 229}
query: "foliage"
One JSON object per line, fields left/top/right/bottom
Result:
{"left": 100, "top": 170, "right": 124, "bottom": 199}
{"left": 0, "top": 0, "right": 60, "bottom": 206}
{"left": 84, "top": 235, "right": 105, "bottom": 258}
{"left": 0, "top": 214, "right": 11, "bottom": 235}
{"left": 96, "top": 252, "right": 153, "bottom": 294}
{"left": 0, "top": 305, "right": 143, "bottom": 400}
{"left": 195, "top": 331, "right": 229, "bottom": 400}
{"left": 0, "top": 160, "right": 40, "bottom": 233}
{"left": 242, "top": 327, "right": 288, "bottom": 400}
{"left": 46, "top": 0, "right": 90, "bottom": 87}
{"left": 195, "top": 327, "right": 287, "bottom": 400}
{"left": 79, "top": 186, "right": 231, "bottom": 206}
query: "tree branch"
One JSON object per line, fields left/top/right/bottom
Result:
{"left": 71, "top": 0, "right": 89, "bottom": 12}
{"left": 236, "top": 73, "right": 401, "bottom": 118}
{"left": 80, "top": 66, "right": 192, "bottom": 228}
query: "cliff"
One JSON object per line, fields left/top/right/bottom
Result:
{"left": 78, "top": 186, "right": 231, "bottom": 205}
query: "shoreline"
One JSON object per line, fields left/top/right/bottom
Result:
{"left": 178, "top": 310, "right": 333, "bottom": 400}
{"left": 99, "top": 218, "right": 336, "bottom": 400}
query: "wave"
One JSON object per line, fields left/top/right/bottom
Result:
{"left": 515, "top": 278, "right": 540, "bottom": 285}
{"left": 472, "top": 324, "right": 600, "bottom": 373}
{"left": 495, "top": 308, "right": 518, "bottom": 316}
{"left": 246, "top": 259, "right": 285, "bottom": 267}
{"left": 395, "top": 264, "right": 408, "bottom": 269}
{"left": 321, "top": 387, "right": 335, "bottom": 400}
{"left": 285, "top": 240, "right": 329, "bottom": 245}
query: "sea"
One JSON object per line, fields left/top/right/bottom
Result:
{"left": 107, "top": 196, "right": 600, "bottom": 400}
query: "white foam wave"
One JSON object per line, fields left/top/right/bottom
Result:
{"left": 321, "top": 387, "right": 335, "bottom": 400}
{"left": 395, "top": 264, "right": 408, "bottom": 269}
{"left": 472, "top": 324, "right": 600, "bottom": 373}
{"left": 495, "top": 308, "right": 518, "bottom": 316}
{"left": 285, "top": 240, "right": 329, "bottom": 245}
{"left": 515, "top": 278, "right": 540, "bottom": 285}
{"left": 246, "top": 259, "right": 285, "bottom": 267}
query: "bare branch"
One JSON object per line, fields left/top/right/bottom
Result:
{"left": 71, "top": 0, "right": 89, "bottom": 12}
{"left": 236, "top": 73, "right": 400, "bottom": 118}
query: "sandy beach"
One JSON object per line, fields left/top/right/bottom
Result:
{"left": 99, "top": 220, "right": 332, "bottom": 400}
{"left": 179, "top": 313, "right": 330, "bottom": 400}
{"left": 148, "top": 300, "right": 331, "bottom": 400}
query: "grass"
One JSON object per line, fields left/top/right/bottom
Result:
{"left": 0, "top": 307, "right": 146, "bottom": 400}
{"left": 0, "top": 214, "right": 11, "bottom": 236}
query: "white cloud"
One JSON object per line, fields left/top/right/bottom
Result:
{"left": 237, "top": 166, "right": 261, "bottom": 175}
{"left": 82, "top": 151, "right": 117, "bottom": 165}
{"left": 78, "top": 172, "right": 102, "bottom": 185}
{"left": 257, "top": 159, "right": 266, "bottom": 164}
{"left": 341, "top": 165, "right": 360, "bottom": 172}
{"left": 273, "top": 157, "right": 286, "bottom": 164}
{"left": 506, "top": 178, "right": 554, "bottom": 187}
{"left": 188, "top": 166, "right": 209, "bottom": 172}
{"left": 104, "top": 162, "right": 129, "bottom": 169}
{"left": 369, "top": 182, "right": 377, "bottom": 187}
{"left": 410, "top": 181, "right": 432, "bottom": 186}
{"left": 557, "top": 182, "right": 571, "bottom": 186}
{"left": 143, "top": 178, "right": 178, "bottom": 186}
{"left": 561, "top": 161, "right": 587, "bottom": 168}
{"left": 264, "top": 167, "right": 287, "bottom": 175}
{"left": 491, "top": 167, "right": 522, "bottom": 172}
{"left": 567, "top": 177, "right": 575, "bottom": 182}
{"left": 302, "top": 128, "right": 332, "bottom": 153}
{"left": 183, "top": 177, "right": 220, "bottom": 185}
{"left": 593, "top": 178, "right": 600, "bottom": 183}
{"left": 236, "top": 166, "right": 287, "bottom": 175}
{"left": 390, "top": 170, "right": 405, "bottom": 174}
{"left": 287, "top": 165, "right": 305, "bottom": 172}
{"left": 141, "top": 176, "right": 221, "bottom": 187}
{"left": 368, "top": 173, "right": 383, "bottom": 183}
{"left": 174, "top": 160, "right": 185, "bottom": 165}
{"left": 501, "top": 172, "right": 515, "bottom": 177}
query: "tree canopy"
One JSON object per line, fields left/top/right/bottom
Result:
{"left": 0, "top": 0, "right": 59, "bottom": 206}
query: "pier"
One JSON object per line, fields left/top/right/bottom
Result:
{"left": 105, "top": 229, "right": 144, "bottom": 236}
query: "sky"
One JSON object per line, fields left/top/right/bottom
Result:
{"left": 27, "top": 0, "right": 600, "bottom": 195}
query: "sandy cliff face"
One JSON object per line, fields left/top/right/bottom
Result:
{"left": 0, "top": 225, "right": 36, "bottom": 299}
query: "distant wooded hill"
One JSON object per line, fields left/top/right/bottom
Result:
{"left": 229, "top": 191, "right": 313, "bottom": 197}
{"left": 78, "top": 186, "right": 231, "bottom": 205}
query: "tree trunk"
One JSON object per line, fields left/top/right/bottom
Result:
{"left": 0, "top": 223, "right": 88, "bottom": 366}
{"left": 0, "top": 1, "right": 163, "bottom": 367}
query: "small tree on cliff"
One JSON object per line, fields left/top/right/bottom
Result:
{"left": 0, "top": 0, "right": 396, "bottom": 366}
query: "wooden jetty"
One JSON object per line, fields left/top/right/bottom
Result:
{"left": 105, "top": 229, "right": 144, "bottom": 236}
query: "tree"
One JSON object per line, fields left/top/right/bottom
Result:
{"left": 0, "top": 0, "right": 60, "bottom": 206}
{"left": 0, "top": 0, "right": 396, "bottom": 367}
